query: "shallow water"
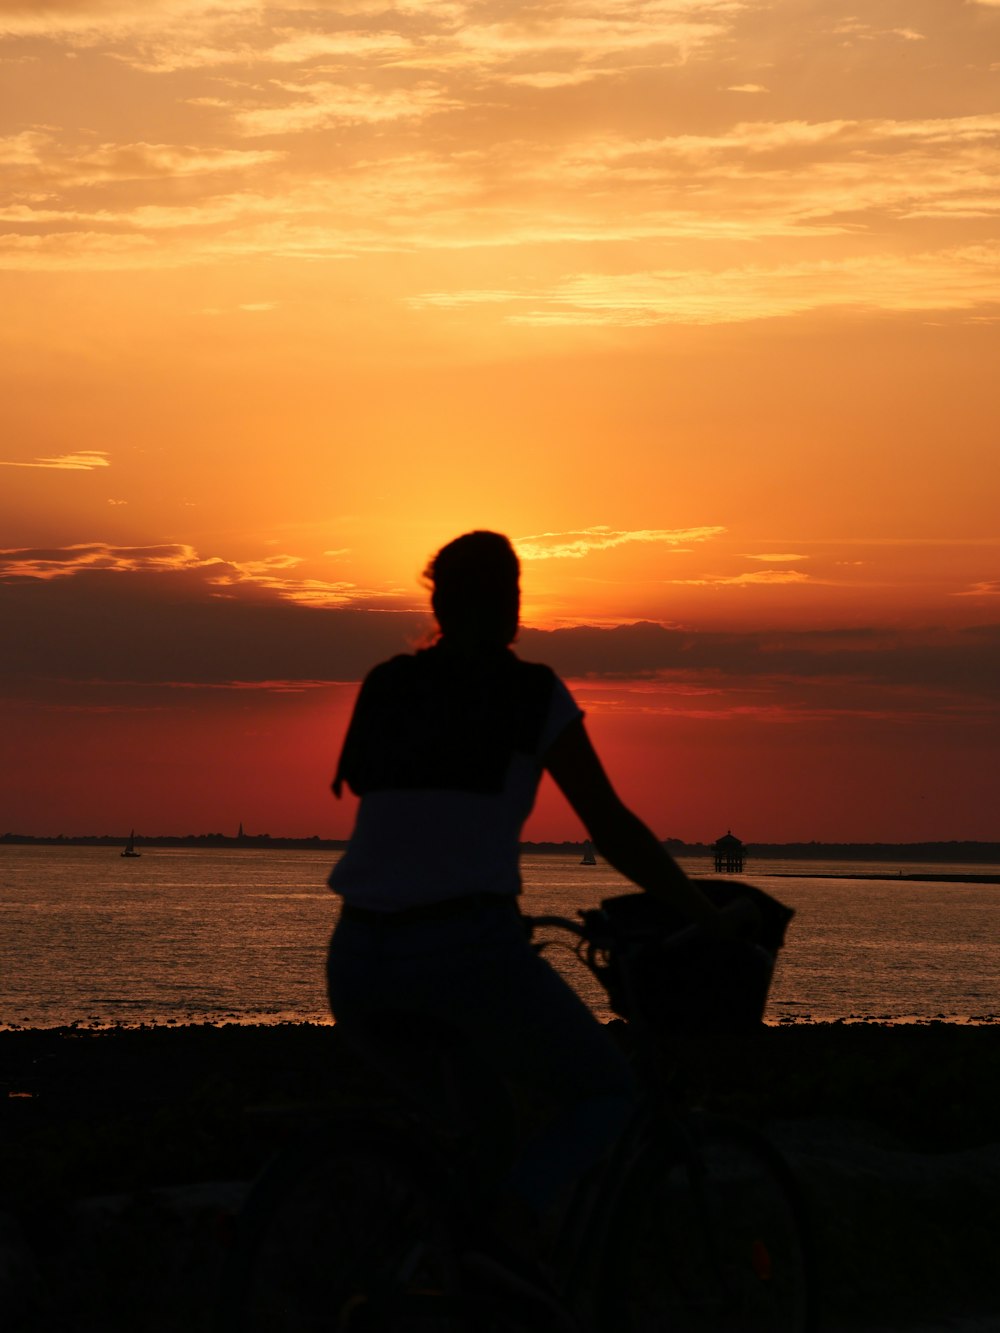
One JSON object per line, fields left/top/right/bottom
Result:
{"left": 1, "top": 846, "right": 998, "bottom": 1028}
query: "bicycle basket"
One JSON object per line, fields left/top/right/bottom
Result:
{"left": 596, "top": 882, "right": 794, "bottom": 1037}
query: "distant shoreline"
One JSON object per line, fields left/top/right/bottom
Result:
{"left": 759, "top": 870, "right": 1000, "bottom": 885}
{"left": 3, "top": 831, "right": 1000, "bottom": 864}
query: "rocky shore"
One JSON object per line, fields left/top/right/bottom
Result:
{"left": 2, "top": 1021, "right": 998, "bottom": 1331}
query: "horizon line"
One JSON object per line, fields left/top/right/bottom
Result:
{"left": 3, "top": 832, "right": 999, "bottom": 853}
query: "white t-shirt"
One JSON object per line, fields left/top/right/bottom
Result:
{"left": 328, "top": 649, "right": 582, "bottom": 911}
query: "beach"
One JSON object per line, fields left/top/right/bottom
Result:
{"left": 2, "top": 1021, "right": 999, "bottom": 1332}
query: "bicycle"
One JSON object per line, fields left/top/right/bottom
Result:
{"left": 216, "top": 883, "right": 814, "bottom": 1333}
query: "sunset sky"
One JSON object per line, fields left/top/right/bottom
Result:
{"left": 2, "top": 0, "right": 999, "bottom": 844}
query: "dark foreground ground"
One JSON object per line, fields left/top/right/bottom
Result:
{"left": 2, "top": 1021, "right": 999, "bottom": 1332}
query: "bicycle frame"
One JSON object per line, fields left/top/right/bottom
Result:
{"left": 523, "top": 909, "right": 704, "bottom": 1286}
{"left": 220, "top": 894, "right": 811, "bottom": 1333}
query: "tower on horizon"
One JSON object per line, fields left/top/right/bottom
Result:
{"left": 713, "top": 829, "right": 745, "bottom": 873}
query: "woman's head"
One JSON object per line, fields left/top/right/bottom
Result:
{"left": 425, "top": 531, "right": 520, "bottom": 646}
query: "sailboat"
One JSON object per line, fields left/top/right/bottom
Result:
{"left": 121, "top": 829, "right": 141, "bottom": 858}
{"left": 581, "top": 839, "right": 597, "bottom": 866}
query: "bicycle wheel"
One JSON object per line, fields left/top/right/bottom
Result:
{"left": 601, "top": 1115, "right": 813, "bottom": 1333}
{"left": 217, "top": 1120, "right": 465, "bottom": 1333}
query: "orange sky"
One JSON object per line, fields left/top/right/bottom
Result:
{"left": 2, "top": 0, "right": 999, "bottom": 843}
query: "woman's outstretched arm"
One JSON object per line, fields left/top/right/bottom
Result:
{"left": 544, "top": 717, "right": 724, "bottom": 932}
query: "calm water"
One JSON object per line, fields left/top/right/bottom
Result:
{"left": 2, "top": 846, "right": 998, "bottom": 1029}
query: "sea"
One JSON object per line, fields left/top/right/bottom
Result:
{"left": 2, "top": 846, "right": 998, "bottom": 1030}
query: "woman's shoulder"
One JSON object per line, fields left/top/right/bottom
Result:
{"left": 508, "top": 652, "right": 560, "bottom": 688}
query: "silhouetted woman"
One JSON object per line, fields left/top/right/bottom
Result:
{"left": 327, "top": 530, "right": 724, "bottom": 1238}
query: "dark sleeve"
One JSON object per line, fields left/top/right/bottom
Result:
{"left": 331, "top": 661, "right": 395, "bottom": 797}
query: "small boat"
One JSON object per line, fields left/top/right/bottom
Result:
{"left": 581, "top": 840, "right": 597, "bottom": 866}
{"left": 121, "top": 830, "right": 141, "bottom": 858}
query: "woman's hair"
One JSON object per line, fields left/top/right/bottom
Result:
{"left": 425, "top": 531, "right": 520, "bottom": 645}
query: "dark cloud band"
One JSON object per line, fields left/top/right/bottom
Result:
{"left": 2, "top": 560, "right": 998, "bottom": 711}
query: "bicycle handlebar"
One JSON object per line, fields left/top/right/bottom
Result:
{"left": 526, "top": 898, "right": 754, "bottom": 953}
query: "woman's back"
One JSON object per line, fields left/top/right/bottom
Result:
{"left": 335, "top": 643, "right": 557, "bottom": 796}
{"left": 329, "top": 642, "right": 580, "bottom": 910}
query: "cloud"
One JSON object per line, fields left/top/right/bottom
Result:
{"left": 514, "top": 526, "right": 726, "bottom": 560}
{"left": 122, "top": 26, "right": 420, "bottom": 74}
{"left": 0, "top": 230, "right": 163, "bottom": 270}
{"left": 416, "top": 244, "right": 1000, "bottom": 327}
{"left": 955, "top": 581, "right": 1000, "bottom": 597}
{"left": 1, "top": 553, "right": 998, "bottom": 730}
{"left": 831, "top": 19, "right": 926, "bottom": 43}
{"left": 518, "top": 621, "right": 1000, "bottom": 707}
{"left": 0, "top": 1, "right": 260, "bottom": 40}
{"left": 0, "top": 132, "right": 282, "bottom": 186}
{"left": 539, "top": 112, "right": 1000, "bottom": 173}
{"left": 667, "top": 570, "right": 812, "bottom": 587}
{"left": 0, "top": 450, "right": 110, "bottom": 470}
{"left": 504, "top": 69, "right": 608, "bottom": 89}
{"left": 0, "top": 541, "right": 402, "bottom": 609}
{"left": 1, "top": 0, "right": 998, "bottom": 346}
{"left": 0, "top": 0, "right": 739, "bottom": 74}
{"left": 0, "top": 542, "right": 204, "bottom": 577}
{"left": 68, "top": 141, "right": 283, "bottom": 184}
{"left": 0, "top": 558, "right": 426, "bottom": 690}
{"left": 231, "top": 81, "right": 458, "bottom": 135}
{"left": 206, "top": 553, "right": 371, "bottom": 608}
{"left": 0, "top": 129, "right": 51, "bottom": 166}
{"left": 447, "top": 6, "right": 732, "bottom": 70}
{"left": 743, "top": 553, "right": 807, "bottom": 562}
{"left": 5, "top": 54, "right": 1000, "bottom": 290}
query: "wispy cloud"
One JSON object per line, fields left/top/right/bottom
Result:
{"left": 109, "top": 28, "right": 416, "bottom": 76}
{"left": 232, "top": 82, "right": 458, "bottom": 136}
{"left": 955, "top": 580, "right": 1000, "bottom": 597}
{"left": 668, "top": 570, "right": 812, "bottom": 587}
{"left": 0, "top": 541, "right": 406, "bottom": 610}
{"left": 206, "top": 553, "right": 367, "bottom": 607}
{"left": 0, "top": 131, "right": 281, "bottom": 185}
{"left": 0, "top": 0, "right": 260, "bottom": 40}
{"left": 0, "top": 450, "right": 110, "bottom": 471}
{"left": 514, "top": 525, "right": 726, "bottom": 560}
{"left": 163, "top": 678, "right": 340, "bottom": 694}
{"left": 417, "top": 244, "right": 1000, "bottom": 327}
{"left": 743, "top": 552, "right": 808, "bottom": 562}
{"left": 0, "top": 542, "right": 204, "bottom": 577}
{"left": 831, "top": 19, "right": 926, "bottom": 43}
{"left": 445, "top": 5, "right": 732, "bottom": 69}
